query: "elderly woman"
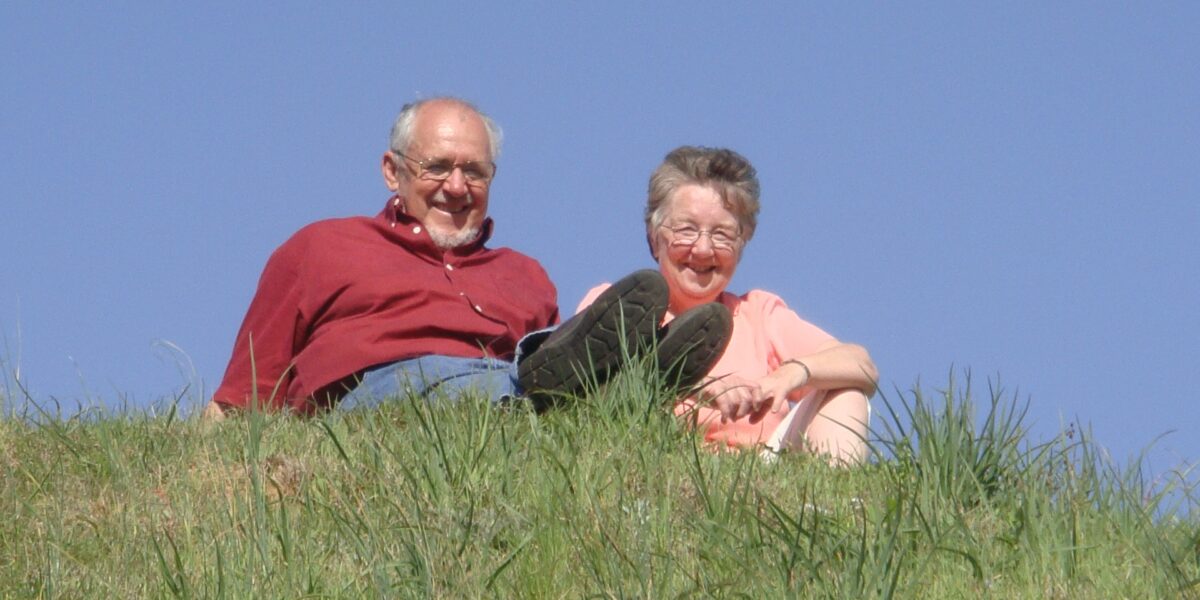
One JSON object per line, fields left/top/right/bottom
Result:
{"left": 578, "top": 146, "right": 877, "bottom": 463}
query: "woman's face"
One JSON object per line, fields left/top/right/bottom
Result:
{"left": 652, "top": 183, "right": 744, "bottom": 314}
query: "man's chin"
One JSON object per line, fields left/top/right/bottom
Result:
{"left": 428, "top": 225, "right": 481, "bottom": 250}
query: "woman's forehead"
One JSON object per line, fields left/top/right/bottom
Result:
{"left": 666, "top": 185, "right": 739, "bottom": 224}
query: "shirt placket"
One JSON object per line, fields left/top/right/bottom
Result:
{"left": 444, "top": 257, "right": 510, "bottom": 355}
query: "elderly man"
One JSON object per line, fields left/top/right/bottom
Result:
{"left": 205, "top": 97, "right": 730, "bottom": 418}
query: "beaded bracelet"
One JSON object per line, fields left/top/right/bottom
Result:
{"left": 781, "top": 359, "right": 811, "bottom": 386}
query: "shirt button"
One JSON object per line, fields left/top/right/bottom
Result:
{"left": 445, "top": 264, "right": 454, "bottom": 271}
{"left": 412, "top": 226, "right": 422, "bottom": 234}
{"left": 474, "top": 305, "right": 483, "bottom": 312}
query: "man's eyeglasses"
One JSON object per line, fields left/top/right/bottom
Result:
{"left": 660, "top": 224, "right": 741, "bottom": 251}
{"left": 395, "top": 152, "right": 496, "bottom": 185}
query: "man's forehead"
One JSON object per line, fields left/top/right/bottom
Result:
{"left": 433, "top": 121, "right": 461, "bottom": 139}
{"left": 412, "top": 104, "right": 489, "bottom": 155}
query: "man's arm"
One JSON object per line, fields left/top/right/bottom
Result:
{"left": 209, "top": 239, "right": 307, "bottom": 414}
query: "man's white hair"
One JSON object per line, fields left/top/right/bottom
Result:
{"left": 388, "top": 96, "right": 503, "bottom": 159}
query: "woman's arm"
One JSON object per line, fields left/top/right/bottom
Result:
{"left": 756, "top": 341, "right": 876, "bottom": 464}
{"left": 766, "top": 340, "right": 878, "bottom": 400}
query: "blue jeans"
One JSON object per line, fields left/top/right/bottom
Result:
{"left": 337, "top": 328, "right": 555, "bottom": 410}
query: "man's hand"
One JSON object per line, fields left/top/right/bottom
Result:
{"left": 201, "top": 400, "right": 226, "bottom": 422}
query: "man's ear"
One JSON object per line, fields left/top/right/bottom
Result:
{"left": 381, "top": 152, "right": 402, "bottom": 191}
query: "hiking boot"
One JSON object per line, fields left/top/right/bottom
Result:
{"left": 655, "top": 302, "right": 733, "bottom": 393}
{"left": 518, "top": 270, "right": 668, "bottom": 410}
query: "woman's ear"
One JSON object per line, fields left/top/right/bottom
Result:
{"left": 646, "top": 233, "right": 658, "bottom": 262}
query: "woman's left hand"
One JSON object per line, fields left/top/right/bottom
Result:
{"left": 757, "top": 368, "right": 802, "bottom": 416}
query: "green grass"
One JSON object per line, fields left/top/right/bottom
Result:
{"left": 1, "top": 368, "right": 1198, "bottom": 598}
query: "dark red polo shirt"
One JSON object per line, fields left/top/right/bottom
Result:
{"left": 212, "top": 197, "right": 559, "bottom": 413}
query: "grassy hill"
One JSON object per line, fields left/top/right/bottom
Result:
{"left": 2, "top": 369, "right": 1197, "bottom": 597}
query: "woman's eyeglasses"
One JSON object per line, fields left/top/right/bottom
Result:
{"left": 660, "top": 224, "right": 741, "bottom": 251}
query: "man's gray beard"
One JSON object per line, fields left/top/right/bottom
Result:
{"left": 426, "top": 189, "right": 479, "bottom": 249}
{"left": 428, "top": 225, "right": 480, "bottom": 250}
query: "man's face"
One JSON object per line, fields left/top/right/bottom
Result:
{"left": 382, "top": 101, "right": 493, "bottom": 248}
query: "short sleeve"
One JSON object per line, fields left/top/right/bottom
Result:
{"left": 746, "top": 290, "right": 836, "bottom": 372}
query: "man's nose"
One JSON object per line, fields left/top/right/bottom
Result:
{"left": 442, "top": 167, "right": 469, "bottom": 196}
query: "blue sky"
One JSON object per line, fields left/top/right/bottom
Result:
{"left": 2, "top": 4, "right": 1197, "bottom": 478}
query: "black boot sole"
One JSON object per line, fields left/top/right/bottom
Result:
{"left": 518, "top": 270, "right": 668, "bottom": 409}
{"left": 656, "top": 302, "right": 733, "bottom": 393}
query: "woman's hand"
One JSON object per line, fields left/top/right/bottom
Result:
{"left": 759, "top": 362, "right": 809, "bottom": 415}
{"left": 698, "top": 374, "right": 768, "bottom": 423}
{"left": 699, "top": 361, "right": 812, "bottom": 423}
{"left": 697, "top": 346, "right": 873, "bottom": 425}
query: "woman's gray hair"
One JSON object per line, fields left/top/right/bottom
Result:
{"left": 645, "top": 146, "right": 761, "bottom": 245}
{"left": 388, "top": 97, "right": 503, "bottom": 159}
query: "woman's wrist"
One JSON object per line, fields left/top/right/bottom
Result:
{"left": 782, "top": 359, "right": 811, "bottom": 387}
